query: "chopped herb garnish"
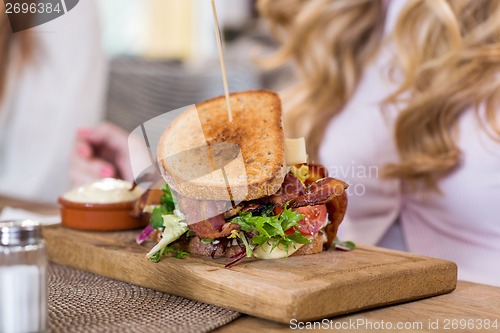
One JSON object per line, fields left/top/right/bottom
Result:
{"left": 334, "top": 237, "right": 356, "bottom": 251}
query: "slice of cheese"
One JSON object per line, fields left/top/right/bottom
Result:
{"left": 285, "top": 138, "right": 307, "bottom": 166}
{"left": 253, "top": 241, "right": 304, "bottom": 259}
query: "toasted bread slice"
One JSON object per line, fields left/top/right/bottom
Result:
{"left": 157, "top": 90, "right": 286, "bottom": 201}
{"left": 292, "top": 233, "right": 324, "bottom": 256}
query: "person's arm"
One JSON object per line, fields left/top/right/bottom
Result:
{"left": 70, "top": 122, "right": 134, "bottom": 186}
{"left": 0, "top": 0, "right": 107, "bottom": 202}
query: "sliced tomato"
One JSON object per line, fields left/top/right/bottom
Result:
{"left": 276, "top": 205, "right": 327, "bottom": 236}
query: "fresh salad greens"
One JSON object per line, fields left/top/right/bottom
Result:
{"left": 145, "top": 213, "right": 188, "bottom": 260}
{"left": 230, "top": 203, "right": 311, "bottom": 257}
{"left": 142, "top": 185, "right": 355, "bottom": 265}
{"left": 146, "top": 185, "right": 189, "bottom": 262}
{"left": 149, "top": 244, "right": 189, "bottom": 263}
{"left": 150, "top": 185, "right": 176, "bottom": 229}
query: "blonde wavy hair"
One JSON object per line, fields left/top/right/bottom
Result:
{"left": 258, "top": 0, "right": 500, "bottom": 188}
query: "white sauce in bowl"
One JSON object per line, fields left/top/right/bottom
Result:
{"left": 62, "top": 178, "right": 144, "bottom": 204}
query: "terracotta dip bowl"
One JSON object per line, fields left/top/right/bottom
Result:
{"left": 58, "top": 178, "right": 146, "bottom": 231}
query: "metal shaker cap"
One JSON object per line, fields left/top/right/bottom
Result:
{"left": 0, "top": 220, "right": 42, "bottom": 246}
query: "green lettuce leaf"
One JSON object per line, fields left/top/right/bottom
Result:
{"left": 230, "top": 203, "right": 310, "bottom": 257}
{"left": 150, "top": 184, "right": 176, "bottom": 230}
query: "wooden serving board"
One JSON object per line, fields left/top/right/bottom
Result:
{"left": 43, "top": 225, "right": 457, "bottom": 324}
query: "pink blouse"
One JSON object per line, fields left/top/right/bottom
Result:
{"left": 319, "top": 0, "right": 500, "bottom": 286}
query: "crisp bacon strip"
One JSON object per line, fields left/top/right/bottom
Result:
{"left": 287, "top": 175, "right": 348, "bottom": 249}
{"left": 175, "top": 163, "right": 348, "bottom": 243}
{"left": 178, "top": 196, "right": 239, "bottom": 239}
{"left": 266, "top": 173, "right": 305, "bottom": 207}
{"left": 188, "top": 217, "right": 240, "bottom": 239}
{"left": 223, "top": 202, "right": 269, "bottom": 219}
{"left": 288, "top": 178, "right": 348, "bottom": 208}
{"left": 324, "top": 191, "right": 348, "bottom": 249}
{"left": 304, "top": 163, "right": 328, "bottom": 185}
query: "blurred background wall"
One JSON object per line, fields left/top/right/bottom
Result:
{"left": 95, "top": 0, "right": 292, "bottom": 131}
{"left": 98, "top": 0, "right": 253, "bottom": 60}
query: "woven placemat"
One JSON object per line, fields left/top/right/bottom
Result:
{"left": 48, "top": 264, "right": 240, "bottom": 333}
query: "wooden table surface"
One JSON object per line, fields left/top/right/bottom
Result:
{"left": 216, "top": 280, "right": 500, "bottom": 332}
{"left": 2, "top": 196, "right": 500, "bottom": 332}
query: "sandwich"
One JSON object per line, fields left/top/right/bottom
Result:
{"left": 136, "top": 90, "right": 348, "bottom": 266}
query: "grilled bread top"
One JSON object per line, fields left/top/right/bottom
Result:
{"left": 157, "top": 90, "right": 286, "bottom": 201}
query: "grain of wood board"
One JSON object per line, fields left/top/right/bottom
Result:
{"left": 43, "top": 225, "right": 457, "bottom": 324}
{"left": 216, "top": 281, "right": 500, "bottom": 333}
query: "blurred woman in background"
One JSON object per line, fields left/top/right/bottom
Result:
{"left": 0, "top": 0, "right": 107, "bottom": 202}
{"left": 258, "top": 0, "right": 500, "bottom": 286}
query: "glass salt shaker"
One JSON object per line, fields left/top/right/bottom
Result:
{"left": 0, "top": 220, "right": 48, "bottom": 333}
